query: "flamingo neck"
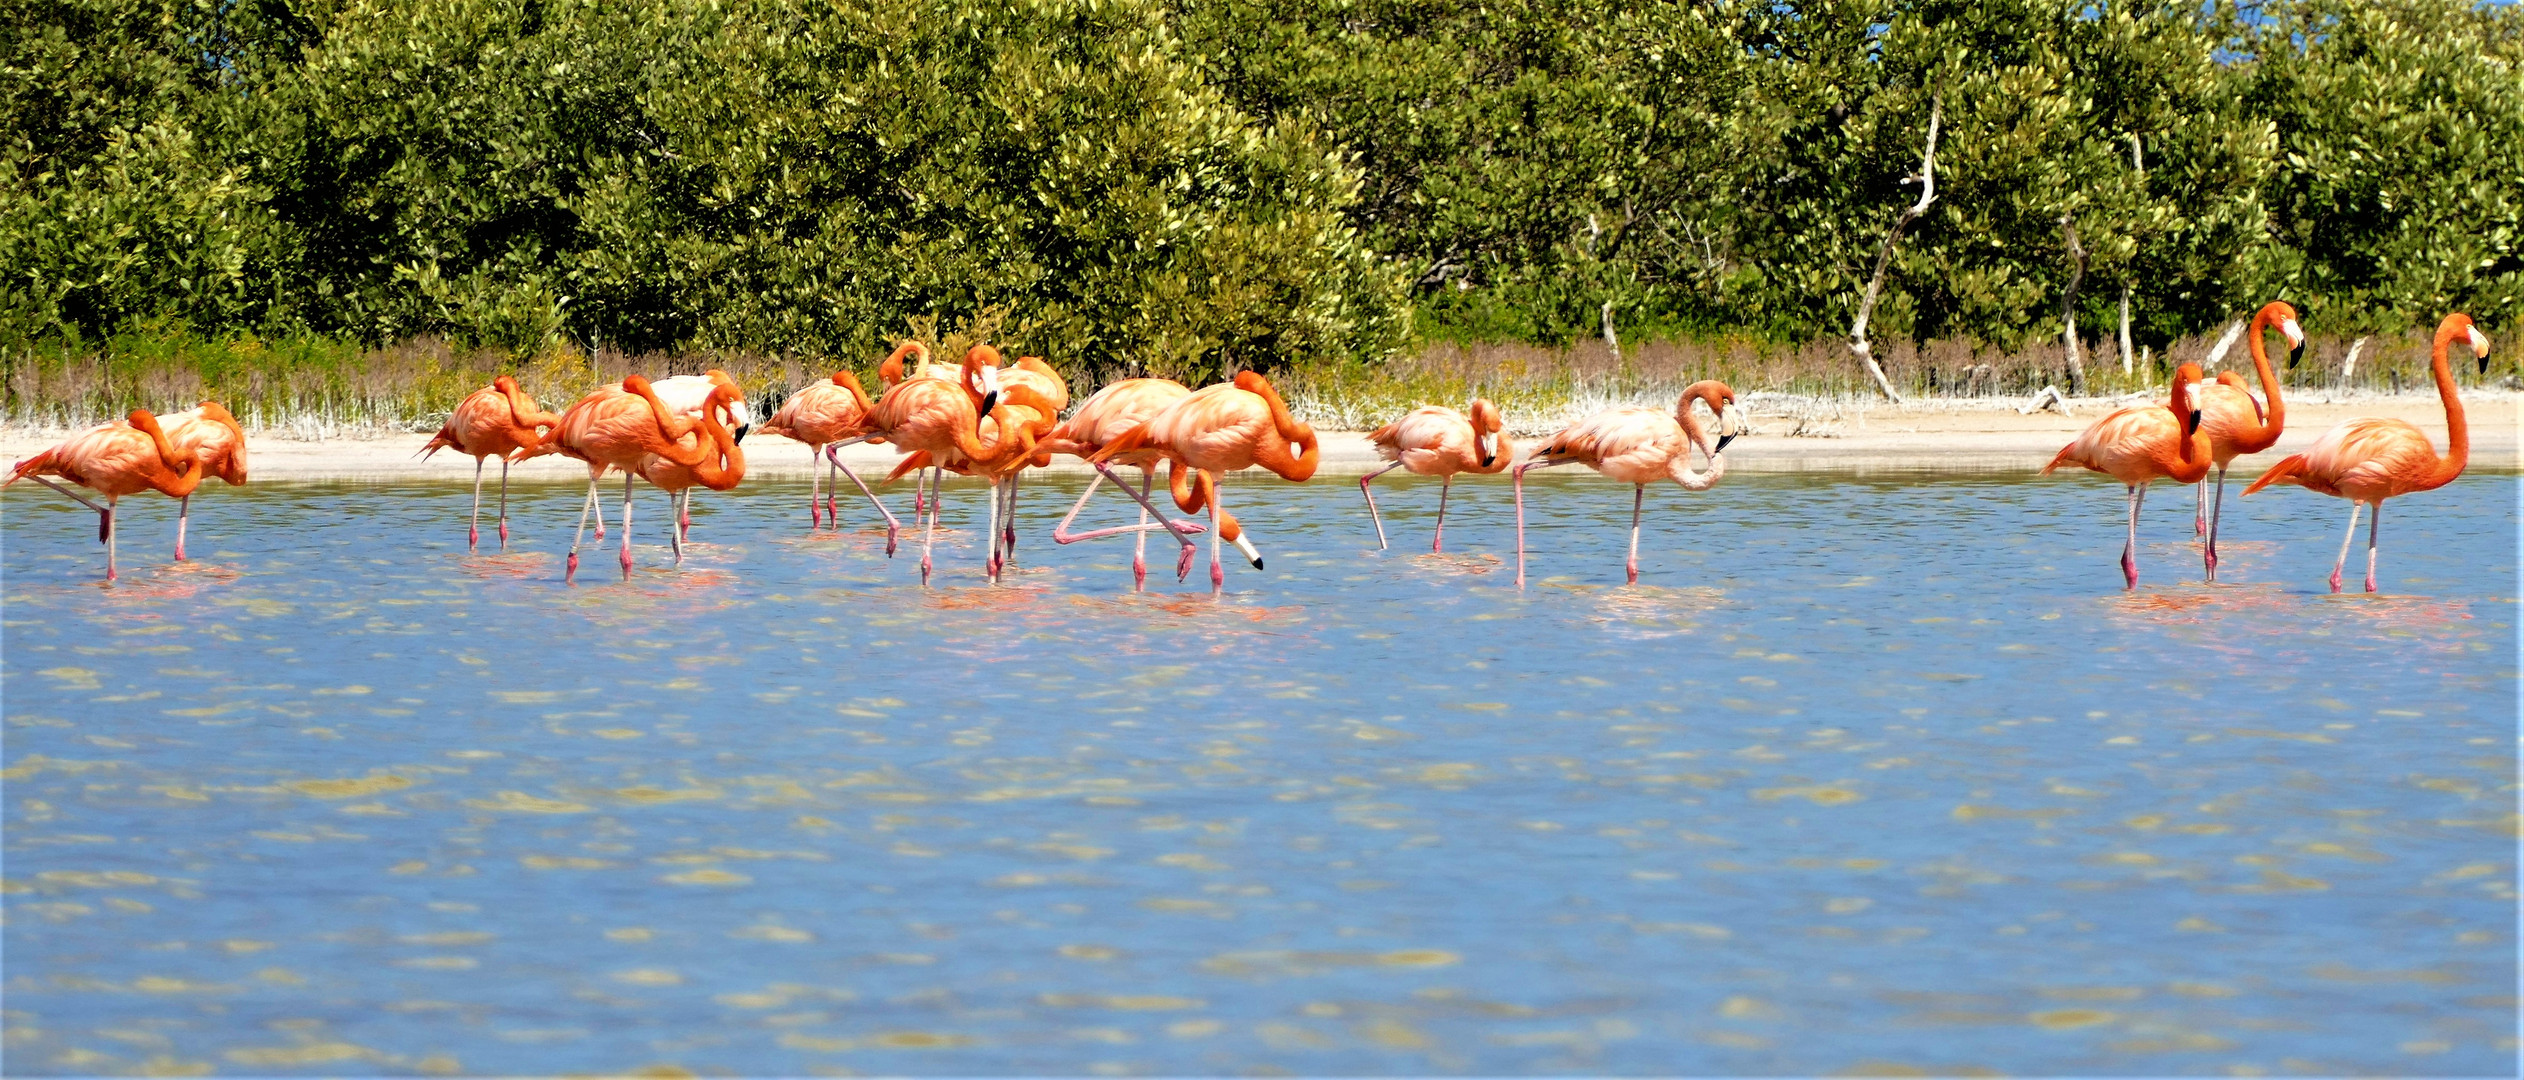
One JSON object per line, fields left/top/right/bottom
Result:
{"left": 2428, "top": 326, "right": 2469, "bottom": 488}
{"left": 2243, "top": 308, "right": 2286, "bottom": 441}
{"left": 1666, "top": 410, "right": 1723, "bottom": 490}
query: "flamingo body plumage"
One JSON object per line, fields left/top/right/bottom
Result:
{"left": 1360, "top": 399, "right": 1510, "bottom": 551}
{"left": 2043, "top": 363, "right": 2214, "bottom": 589}
{"left": 421, "top": 377, "right": 557, "bottom": 551}
{"left": 1514, "top": 381, "right": 1742, "bottom": 585}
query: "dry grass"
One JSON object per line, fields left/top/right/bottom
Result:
{"left": 1, "top": 325, "right": 2496, "bottom": 437}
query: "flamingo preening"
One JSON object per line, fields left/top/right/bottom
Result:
{"left": 157, "top": 401, "right": 249, "bottom": 561}
{"left": 2242, "top": 313, "right": 2489, "bottom": 593}
{"left": 7, "top": 409, "right": 209, "bottom": 581}
{"left": 1513, "top": 381, "right": 1743, "bottom": 586}
{"left": 2193, "top": 301, "right": 2303, "bottom": 580}
{"left": 529, "top": 375, "right": 716, "bottom": 581}
{"left": 836, "top": 346, "right": 1005, "bottom": 582}
{"left": 420, "top": 376, "right": 558, "bottom": 551}
{"left": 1360, "top": 398, "right": 1511, "bottom": 552}
{"left": 2043, "top": 363, "right": 2214, "bottom": 589}
{"left": 635, "top": 389, "right": 748, "bottom": 565}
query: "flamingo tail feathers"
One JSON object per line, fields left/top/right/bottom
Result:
{"left": 2240, "top": 454, "right": 2306, "bottom": 497}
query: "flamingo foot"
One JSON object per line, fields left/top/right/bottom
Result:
{"left": 811, "top": 503, "right": 823, "bottom": 529}
{"left": 467, "top": 525, "right": 478, "bottom": 552}
{"left": 174, "top": 541, "right": 187, "bottom": 561}
{"left": 2364, "top": 573, "right": 2377, "bottom": 594}
{"left": 1210, "top": 559, "right": 1225, "bottom": 589}
{"left": 1176, "top": 546, "right": 1194, "bottom": 581}
{"left": 1626, "top": 559, "right": 1639, "bottom": 585}
{"left": 1132, "top": 554, "right": 1147, "bottom": 586}
{"left": 498, "top": 521, "right": 509, "bottom": 549}
{"left": 2203, "top": 547, "right": 2218, "bottom": 581}
{"left": 566, "top": 551, "right": 579, "bottom": 582}
{"left": 2123, "top": 555, "right": 2139, "bottom": 591}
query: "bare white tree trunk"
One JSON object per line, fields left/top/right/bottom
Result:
{"left": 2201, "top": 320, "right": 2246, "bottom": 369}
{"left": 2119, "top": 134, "right": 2142, "bottom": 377}
{"left": 2339, "top": 335, "right": 2369, "bottom": 388}
{"left": 2059, "top": 215, "right": 2088, "bottom": 396}
{"left": 1601, "top": 300, "right": 1622, "bottom": 370}
{"left": 1848, "top": 93, "right": 1940, "bottom": 404}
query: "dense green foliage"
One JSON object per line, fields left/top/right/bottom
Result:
{"left": 5, "top": 0, "right": 2518, "bottom": 380}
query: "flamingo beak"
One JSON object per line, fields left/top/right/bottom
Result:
{"left": 2186, "top": 408, "right": 2203, "bottom": 436}
{"left": 2282, "top": 319, "right": 2306, "bottom": 369}
{"left": 1476, "top": 432, "right": 1494, "bottom": 469}
{"left": 2469, "top": 326, "right": 2492, "bottom": 374}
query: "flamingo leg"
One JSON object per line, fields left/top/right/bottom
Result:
{"left": 1099, "top": 462, "right": 1202, "bottom": 581}
{"left": 919, "top": 465, "right": 937, "bottom": 584}
{"left": 175, "top": 493, "right": 190, "bottom": 562}
{"left": 2329, "top": 500, "right": 2361, "bottom": 594}
{"left": 1626, "top": 483, "right": 1645, "bottom": 584}
{"left": 104, "top": 496, "right": 117, "bottom": 582}
{"left": 1054, "top": 465, "right": 1204, "bottom": 544}
{"left": 619, "top": 473, "right": 636, "bottom": 578}
{"left": 1051, "top": 468, "right": 1108, "bottom": 544}
{"left": 1513, "top": 462, "right": 1531, "bottom": 587}
{"left": 1207, "top": 475, "right": 1226, "bottom": 591}
{"left": 2121, "top": 483, "right": 2145, "bottom": 590}
{"left": 497, "top": 459, "right": 510, "bottom": 550}
{"left": 566, "top": 473, "right": 600, "bottom": 581}
{"left": 670, "top": 491, "right": 686, "bottom": 566}
{"left": 809, "top": 444, "right": 825, "bottom": 529}
{"left": 1358, "top": 461, "right": 1401, "bottom": 549}
{"left": 985, "top": 477, "right": 1002, "bottom": 582}
{"left": 1002, "top": 472, "right": 1022, "bottom": 566}
{"left": 25, "top": 476, "right": 113, "bottom": 579}
{"left": 1434, "top": 475, "right": 1451, "bottom": 553}
{"left": 2364, "top": 500, "right": 2381, "bottom": 593}
{"left": 2203, "top": 465, "right": 2228, "bottom": 581}
{"left": 2194, "top": 478, "right": 2207, "bottom": 537}
{"left": 823, "top": 446, "right": 899, "bottom": 556}
{"left": 468, "top": 457, "right": 484, "bottom": 551}
{"left": 1133, "top": 468, "right": 1152, "bottom": 588}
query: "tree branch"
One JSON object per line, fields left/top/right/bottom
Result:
{"left": 1848, "top": 92, "right": 1939, "bottom": 404}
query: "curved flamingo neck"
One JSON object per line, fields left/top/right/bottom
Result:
{"left": 1234, "top": 372, "right": 1318, "bottom": 481}
{"left": 833, "top": 370, "right": 876, "bottom": 413}
{"left": 690, "top": 407, "right": 745, "bottom": 489}
{"left": 2428, "top": 321, "right": 2470, "bottom": 488}
{"left": 623, "top": 378, "right": 708, "bottom": 466}
{"left": 2241, "top": 306, "right": 2287, "bottom": 443}
{"left": 1468, "top": 403, "right": 1511, "bottom": 473}
{"left": 1667, "top": 408, "right": 1722, "bottom": 490}
{"left": 128, "top": 410, "right": 206, "bottom": 493}
{"left": 879, "top": 342, "right": 929, "bottom": 387}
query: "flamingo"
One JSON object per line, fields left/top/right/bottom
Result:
{"left": 838, "top": 345, "right": 1005, "bottom": 582}
{"left": 2194, "top": 300, "right": 2304, "bottom": 580}
{"left": 158, "top": 400, "right": 249, "bottom": 561}
{"left": 1360, "top": 399, "right": 1511, "bottom": 552}
{"left": 759, "top": 354, "right": 894, "bottom": 531}
{"left": 2241, "top": 313, "right": 2490, "bottom": 593}
{"left": 1512, "top": 381, "right": 1744, "bottom": 586}
{"left": 1090, "top": 371, "right": 1319, "bottom": 590}
{"left": 983, "top": 356, "right": 1070, "bottom": 567}
{"left": 6, "top": 409, "right": 208, "bottom": 581}
{"left": 635, "top": 386, "right": 748, "bottom": 565}
{"left": 419, "top": 376, "right": 558, "bottom": 551}
{"left": 1040, "top": 377, "right": 1208, "bottom": 587}
{"left": 526, "top": 375, "right": 714, "bottom": 581}
{"left": 647, "top": 371, "right": 751, "bottom": 544}
{"left": 2041, "top": 363, "right": 2213, "bottom": 589}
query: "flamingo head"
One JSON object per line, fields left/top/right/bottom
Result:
{"left": 964, "top": 347, "right": 1004, "bottom": 421}
{"left": 704, "top": 369, "right": 752, "bottom": 442}
{"left": 2265, "top": 301, "right": 2306, "bottom": 368}
{"left": 1468, "top": 398, "right": 1503, "bottom": 467}
{"left": 2171, "top": 362, "right": 2206, "bottom": 436}
{"left": 2464, "top": 321, "right": 2492, "bottom": 375}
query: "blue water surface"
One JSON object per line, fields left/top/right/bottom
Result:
{"left": 3, "top": 468, "right": 2516, "bottom": 1075}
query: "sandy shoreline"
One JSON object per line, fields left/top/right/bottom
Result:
{"left": 4, "top": 394, "right": 2513, "bottom": 482}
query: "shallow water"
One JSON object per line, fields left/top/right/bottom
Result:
{"left": 3, "top": 469, "right": 2516, "bottom": 1076}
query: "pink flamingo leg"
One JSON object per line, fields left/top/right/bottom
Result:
{"left": 1207, "top": 477, "right": 1226, "bottom": 591}
{"left": 28, "top": 477, "right": 113, "bottom": 581}
{"left": 619, "top": 473, "right": 636, "bottom": 578}
{"left": 2203, "top": 466, "right": 2228, "bottom": 581}
{"left": 1626, "top": 483, "right": 1644, "bottom": 584}
{"left": 467, "top": 458, "right": 483, "bottom": 551}
{"left": 175, "top": 493, "right": 191, "bottom": 561}
{"left": 2121, "top": 483, "right": 2145, "bottom": 590}
{"left": 1514, "top": 462, "right": 1531, "bottom": 587}
{"left": 1433, "top": 476, "right": 1451, "bottom": 553}
{"left": 822, "top": 446, "right": 899, "bottom": 555}
{"left": 1133, "top": 469, "right": 1151, "bottom": 588}
{"left": 2194, "top": 478, "right": 2207, "bottom": 536}
{"left": 985, "top": 476, "right": 1002, "bottom": 582}
{"left": 2364, "top": 501, "right": 2381, "bottom": 593}
{"left": 566, "top": 473, "right": 601, "bottom": 582}
{"left": 497, "top": 459, "right": 511, "bottom": 550}
{"left": 919, "top": 465, "right": 937, "bottom": 584}
{"left": 2329, "top": 500, "right": 2360, "bottom": 593}
{"left": 1054, "top": 465, "right": 1207, "bottom": 544}
{"left": 1358, "top": 461, "right": 1400, "bottom": 549}
{"left": 104, "top": 498, "right": 116, "bottom": 582}
{"left": 808, "top": 445, "right": 824, "bottom": 529}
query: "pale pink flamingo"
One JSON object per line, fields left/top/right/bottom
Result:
{"left": 836, "top": 345, "right": 1004, "bottom": 582}
{"left": 2241, "top": 313, "right": 2490, "bottom": 593}
{"left": 419, "top": 377, "right": 557, "bottom": 551}
{"left": 1039, "top": 377, "right": 1207, "bottom": 587}
{"left": 158, "top": 400, "right": 249, "bottom": 560}
{"left": 6, "top": 409, "right": 208, "bottom": 580}
{"left": 2193, "top": 300, "right": 2303, "bottom": 579}
{"left": 1361, "top": 398, "right": 1511, "bottom": 551}
{"left": 635, "top": 386, "right": 747, "bottom": 565}
{"left": 1513, "top": 381, "right": 1743, "bottom": 586}
{"left": 760, "top": 361, "right": 888, "bottom": 530}
{"left": 1091, "top": 371, "right": 1319, "bottom": 589}
{"left": 2042, "top": 363, "right": 2214, "bottom": 589}
{"left": 526, "top": 375, "right": 713, "bottom": 581}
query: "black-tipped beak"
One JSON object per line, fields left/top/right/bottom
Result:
{"left": 2288, "top": 341, "right": 2305, "bottom": 370}
{"left": 1250, "top": 556, "right": 1265, "bottom": 570}
{"left": 977, "top": 390, "right": 999, "bottom": 417}
{"left": 1715, "top": 433, "right": 1738, "bottom": 454}
{"left": 1479, "top": 453, "right": 1495, "bottom": 468}
{"left": 733, "top": 423, "right": 750, "bottom": 445}
{"left": 2186, "top": 408, "right": 2202, "bottom": 435}
{"left": 2479, "top": 352, "right": 2492, "bottom": 376}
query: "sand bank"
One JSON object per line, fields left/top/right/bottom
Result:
{"left": 3, "top": 394, "right": 2512, "bottom": 482}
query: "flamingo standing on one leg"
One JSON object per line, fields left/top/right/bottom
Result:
{"left": 2041, "top": 363, "right": 2214, "bottom": 590}
{"left": 419, "top": 376, "right": 558, "bottom": 552}
{"left": 647, "top": 371, "right": 751, "bottom": 544}
{"left": 6, "top": 409, "right": 207, "bottom": 581}
{"left": 1091, "top": 371, "right": 1319, "bottom": 591}
{"left": 2241, "top": 313, "right": 2490, "bottom": 593}
{"left": 1040, "top": 377, "right": 1206, "bottom": 587}
{"left": 159, "top": 400, "right": 249, "bottom": 561}
{"left": 1513, "top": 381, "right": 1743, "bottom": 586}
{"left": 523, "top": 375, "right": 713, "bottom": 581}
{"left": 636, "top": 385, "right": 748, "bottom": 565}
{"left": 760, "top": 359, "right": 892, "bottom": 532}
{"left": 841, "top": 346, "right": 1004, "bottom": 583}
{"left": 1361, "top": 398, "right": 1511, "bottom": 552}
{"left": 2194, "top": 300, "right": 2303, "bottom": 580}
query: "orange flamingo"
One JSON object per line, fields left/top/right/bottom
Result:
{"left": 761, "top": 357, "right": 893, "bottom": 530}
{"left": 527, "top": 375, "right": 714, "bottom": 581}
{"left": 2242, "top": 313, "right": 2490, "bottom": 593}
{"left": 6, "top": 409, "right": 207, "bottom": 581}
{"left": 2193, "top": 300, "right": 2304, "bottom": 579}
{"left": 419, "top": 376, "right": 558, "bottom": 551}
{"left": 981, "top": 356, "right": 1070, "bottom": 566}
{"left": 647, "top": 371, "right": 751, "bottom": 543}
{"left": 1361, "top": 399, "right": 1512, "bottom": 552}
{"left": 877, "top": 340, "right": 943, "bottom": 387}
{"left": 835, "top": 345, "right": 1004, "bottom": 581}
{"left": 159, "top": 400, "right": 248, "bottom": 560}
{"left": 1041, "top": 377, "right": 1207, "bottom": 587}
{"left": 1513, "top": 382, "right": 1743, "bottom": 586}
{"left": 636, "top": 386, "right": 748, "bottom": 565}
{"left": 2042, "top": 363, "right": 2213, "bottom": 589}
{"left": 1090, "top": 371, "right": 1319, "bottom": 589}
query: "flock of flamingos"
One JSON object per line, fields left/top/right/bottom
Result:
{"left": 4, "top": 306, "right": 2492, "bottom": 594}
